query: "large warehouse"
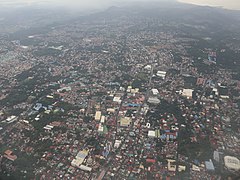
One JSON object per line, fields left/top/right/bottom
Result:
{"left": 224, "top": 156, "right": 240, "bottom": 171}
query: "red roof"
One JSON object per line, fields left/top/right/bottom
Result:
{"left": 146, "top": 159, "right": 156, "bottom": 163}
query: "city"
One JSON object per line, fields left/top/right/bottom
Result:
{"left": 0, "top": 0, "right": 240, "bottom": 179}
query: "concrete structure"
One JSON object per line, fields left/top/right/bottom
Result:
{"left": 95, "top": 111, "right": 101, "bottom": 121}
{"left": 144, "top": 65, "right": 152, "bottom": 71}
{"left": 119, "top": 117, "right": 132, "bottom": 127}
{"left": 71, "top": 149, "right": 89, "bottom": 168}
{"left": 205, "top": 159, "right": 215, "bottom": 171}
{"left": 213, "top": 151, "right": 220, "bottom": 162}
{"left": 152, "top": 89, "right": 159, "bottom": 95}
{"left": 100, "top": 116, "right": 105, "bottom": 123}
{"left": 79, "top": 165, "right": 92, "bottom": 172}
{"left": 224, "top": 156, "right": 240, "bottom": 171}
{"left": 107, "top": 108, "right": 115, "bottom": 113}
{"left": 4, "top": 150, "right": 17, "bottom": 161}
{"left": 114, "top": 140, "right": 121, "bottom": 148}
{"left": 113, "top": 96, "right": 122, "bottom": 103}
{"left": 57, "top": 86, "right": 72, "bottom": 93}
{"left": 148, "top": 97, "right": 160, "bottom": 104}
{"left": 148, "top": 130, "right": 156, "bottom": 138}
{"left": 33, "top": 103, "right": 43, "bottom": 111}
{"left": 178, "top": 165, "right": 186, "bottom": 172}
{"left": 6, "top": 116, "right": 17, "bottom": 124}
{"left": 180, "top": 89, "right": 194, "bottom": 99}
{"left": 167, "top": 159, "right": 176, "bottom": 172}
{"left": 98, "top": 123, "right": 104, "bottom": 133}
{"left": 156, "top": 71, "right": 167, "bottom": 79}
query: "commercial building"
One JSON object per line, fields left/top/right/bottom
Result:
{"left": 79, "top": 165, "right": 92, "bottom": 172}
{"left": 6, "top": 116, "right": 18, "bottom": 123}
{"left": 224, "top": 156, "right": 240, "bottom": 171}
{"left": 148, "top": 130, "right": 156, "bottom": 138}
{"left": 119, "top": 117, "right": 132, "bottom": 127}
{"left": 179, "top": 89, "right": 194, "bottom": 99}
{"left": 148, "top": 97, "right": 160, "bottom": 104}
{"left": 156, "top": 71, "right": 167, "bottom": 79}
{"left": 71, "top": 149, "right": 89, "bottom": 168}
{"left": 167, "top": 159, "right": 176, "bottom": 172}
{"left": 95, "top": 111, "right": 102, "bottom": 121}
{"left": 205, "top": 159, "right": 215, "bottom": 171}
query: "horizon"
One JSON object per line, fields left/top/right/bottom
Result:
{"left": 0, "top": 0, "right": 239, "bottom": 11}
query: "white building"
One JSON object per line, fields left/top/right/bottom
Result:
{"left": 152, "top": 89, "right": 159, "bottom": 95}
{"left": 144, "top": 65, "right": 152, "bottom": 71}
{"left": 100, "top": 116, "right": 105, "bottom": 123}
{"left": 114, "top": 140, "right": 121, "bottom": 148}
{"left": 98, "top": 123, "right": 104, "bottom": 133}
{"left": 95, "top": 111, "right": 101, "bottom": 121}
{"left": 148, "top": 97, "right": 160, "bottom": 104}
{"left": 180, "top": 89, "right": 194, "bottom": 99}
{"left": 148, "top": 130, "right": 155, "bottom": 138}
{"left": 113, "top": 96, "right": 122, "bottom": 103}
{"left": 79, "top": 165, "right": 92, "bottom": 172}
{"left": 224, "top": 156, "right": 240, "bottom": 171}
{"left": 6, "top": 116, "right": 17, "bottom": 124}
{"left": 156, "top": 71, "right": 167, "bottom": 79}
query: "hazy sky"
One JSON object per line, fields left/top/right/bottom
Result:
{"left": 0, "top": 0, "right": 239, "bottom": 10}
{"left": 179, "top": 0, "right": 240, "bottom": 10}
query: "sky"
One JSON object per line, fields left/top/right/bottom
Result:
{"left": 0, "top": 0, "right": 239, "bottom": 10}
{"left": 179, "top": 0, "right": 240, "bottom": 10}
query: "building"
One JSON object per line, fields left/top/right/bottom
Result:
{"left": 213, "top": 151, "right": 220, "bottom": 162}
{"left": 224, "top": 156, "right": 240, "bottom": 171}
{"left": 148, "top": 130, "right": 156, "bottom": 138}
{"left": 205, "top": 159, "right": 215, "bottom": 171}
{"left": 4, "top": 150, "right": 17, "bottom": 161}
{"left": 95, "top": 111, "right": 102, "bottom": 121}
{"left": 146, "top": 159, "right": 156, "bottom": 163}
{"left": 179, "top": 89, "right": 194, "bottom": 99}
{"left": 196, "top": 77, "right": 206, "bottom": 86}
{"left": 148, "top": 97, "right": 160, "bottom": 104}
{"left": 79, "top": 165, "right": 92, "bottom": 172}
{"left": 57, "top": 86, "right": 72, "bottom": 93}
{"left": 100, "top": 116, "right": 105, "bottom": 123}
{"left": 144, "top": 65, "right": 152, "bottom": 71}
{"left": 6, "top": 116, "right": 17, "bottom": 124}
{"left": 119, "top": 117, "right": 132, "bottom": 127}
{"left": 98, "top": 123, "right": 104, "bottom": 133}
{"left": 156, "top": 71, "right": 167, "bottom": 79}
{"left": 152, "top": 89, "right": 159, "bottom": 95}
{"left": 107, "top": 108, "right": 115, "bottom": 113}
{"left": 178, "top": 165, "right": 186, "bottom": 172}
{"left": 33, "top": 103, "right": 43, "bottom": 111}
{"left": 113, "top": 96, "right": 122, "bottom": 103}
{"left": 167, "top": 159, "right": 176, "bottom": 172}
{"left": 208, "top": 51, "right": 217, "bottom": 63}
{"left": 114, "top": 140, "right": 121, "bottom": 148}
{"left": 71, "top": 149, "right": 89, "bottom": 168}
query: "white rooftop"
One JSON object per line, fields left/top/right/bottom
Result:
{"left": 224, "top": 156, "right": 240, "bottom": 171}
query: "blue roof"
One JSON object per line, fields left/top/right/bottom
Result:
{"left": 205, "top": 160, "right": 215, "bottom": 171}
{"left": 127, "top": 103, "right": 141, "bottom": 107}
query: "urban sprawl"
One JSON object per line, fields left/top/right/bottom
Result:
{"left": 0, "top": 14, "right": 240, "bottom": 179}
